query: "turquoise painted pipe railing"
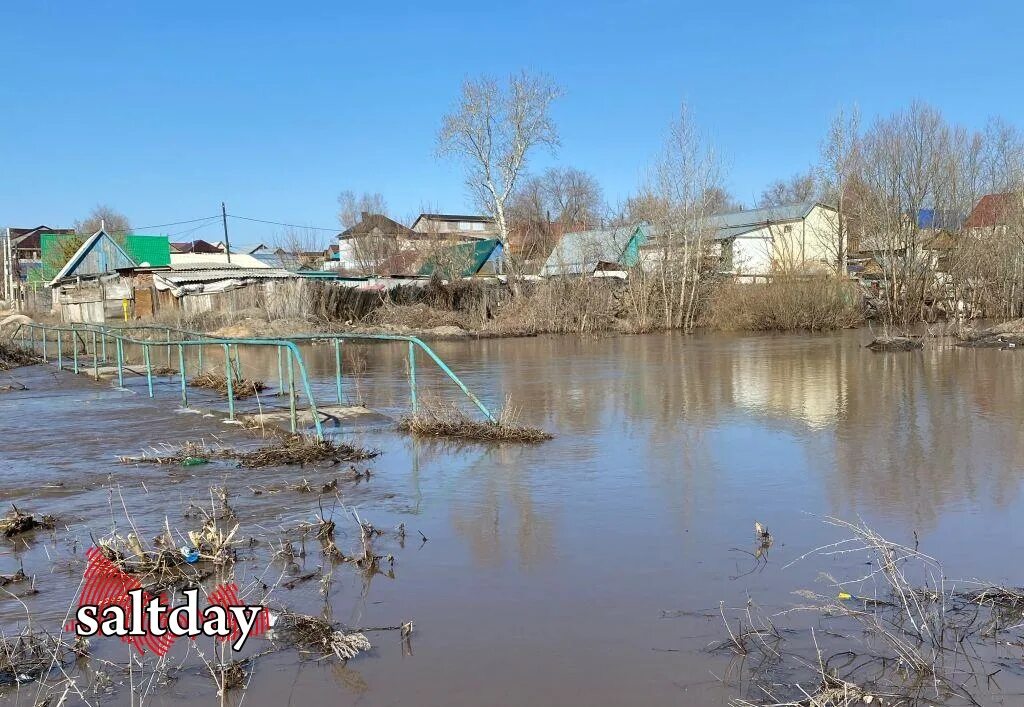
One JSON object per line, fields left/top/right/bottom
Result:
{"left": 11, "top": 321, "right": 498, "bottom": 437}
{"left": 61, "top": 323, "right": 495, "bottom": 423}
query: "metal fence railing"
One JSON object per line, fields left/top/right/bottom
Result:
{"left": 9, "top": 321, "right": 496, "bottom": 439}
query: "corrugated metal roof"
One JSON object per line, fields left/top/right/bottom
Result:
{"left": 160, "top": 267, "right": 293, "bottom": 284}
{"left": 541, "top": 225, "right": 646, "bottom": 276}
{"left": 418, "top": 238, "right": 500, "bottom": 277}
{"left": 123, "top": 235, "right": 171, "bottom": 267}
{"left": 645, "top": 202, "right": 828, "bottom": 244}
{"left": 169, "top": 252, "right": 270, "bottom": 269}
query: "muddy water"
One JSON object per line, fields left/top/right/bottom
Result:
{"left": 3, "top": 330, "right": 1024, "bottom": 705}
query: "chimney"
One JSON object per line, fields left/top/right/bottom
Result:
{"left": 361, "top": 211, "right": 371, "bottom": 221}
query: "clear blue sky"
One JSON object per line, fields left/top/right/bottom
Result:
{"left": 2, "top": 1, "right": 1022, "bottom": 248}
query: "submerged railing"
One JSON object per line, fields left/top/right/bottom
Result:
{"left": 10, "top": 321, "right": 497, "bottom": 439}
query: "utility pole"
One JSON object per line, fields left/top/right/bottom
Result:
{"left": 221, "top": 202, "right": 232, "bottom": 264}
{"left": 3, "top": 227, "right": 11, "bottom": 302}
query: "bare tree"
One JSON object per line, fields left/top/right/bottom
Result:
{"left": 700, "top": 186, "right": 742, "bottom": 215}
{"left": 272, "top": 228, "right": 326, "bottom": 271}
{"left": 818, "top": 106, "right": 861, "bottom": 275}
{"left": 540, "top": 167, "right": 604, "bottom": 226}
{"left": 337, "top": 191, "right": 388, "bottom": 230}
{"left": 636, "top": 103, "right": 726, "bottom": 331}
{"left": 759, "top": 171, "right": 819, "bottom": 208}
{"left": 507, "top": 167, "right": 605, "bottom": 267}
{"left": 74, "top": 204, "right": 131, "bottom": 236}
{"left": 438, "top": 71, "right": 563, "bottom": 274}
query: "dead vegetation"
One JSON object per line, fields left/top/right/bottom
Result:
{"left": 0, "top": 505, "right": 56, "bottom": 538}
{"left": 0, "top": 343, "right": 41, "bottom": 370}
{"left": 189, "top": 371, "right": 266, "bottom": 399}
{"left": 866, "top": 335, "right": 923, "bottom": 351}
{"left": 0, "top": 630, "right": 71, "bottom": 687}
{"left": 715, "top": 517, "right": 1024, "bottom": 706}
{"left": 275, "top": 611, "right": 372, "bottom": 661}
{"left": 398, "top": 399, "right": 552, "bottom": 443}
{"left": 1, "top": 487, "right": 401, "bottom": 701}
{"left": 703, "top": 277, "right": 864, "bottom": 332}
{"left": 234, "top": 434, "right": 377, "bottom": 468}
{"left": 118, "top": 434, "right": 377, "bottom": 468}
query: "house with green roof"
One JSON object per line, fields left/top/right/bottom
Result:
{"left": 418, "top": 238, "right": 502, "bottom": 278}
{"left": 36, "top": 232, "right": 170, "bottom": 283}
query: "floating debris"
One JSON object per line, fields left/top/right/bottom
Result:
{"left": 0, "top": 505, "right": 56, "bottom": 538}
{"left": 216, "top": 661, "right": 246, "bottom": 694}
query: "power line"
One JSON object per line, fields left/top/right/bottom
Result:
{"left": 225, "top": 212, "right": 339, "bottom": 231}
{"left": 102, "top": 215, "right": 223, "bottom": 235}
{"left": 137, "top": 215, "right": 222, "bottom": 230}
{"left": 165, "top": 219, "right": 222, "bottom": 239}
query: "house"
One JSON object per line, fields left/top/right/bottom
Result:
{"left": 2, "top": 226, "right": 76, "bottom": 302}
{"left": 410, "top": 213, "right": 498, "bottom": 239}
{"left": 47, "top": 229, "right": 143, "bottom": 322}
{"left": 541, "top": 224, "right": 649, "bottom": 277}
{"left": 248, "top": 248, "right": 324, "bottom": 271}
{"left": 170, "top": 239, "right": 224, "bottom": 254}
{"left": 652, "top": 202, "right": 840, "bottom": 280}
{"left": 37, "top": 233, "right": 171, "bottom": 281}
{"left": 336, "top": 212, "right": 493, "bottom": 274}
{"left": 336, "top": 213, "right": 419, "bottom": 271}
{"left": 323, "top": 244, "right": 340, "bottom": 269}
{"left": 419, "top": 239, "right": 503, "bottom": 278}
{"left": 965, "top": 193, "right": 1019, "bottom": 232}
{"left": 508, "top": 219, "right": 586, "bottom": 273}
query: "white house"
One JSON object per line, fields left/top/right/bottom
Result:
{"left": 641, "top": 202, "right": 841, "bottom": 280}
{"left": 712, "top": 202, "right": 840, "bottom": 278}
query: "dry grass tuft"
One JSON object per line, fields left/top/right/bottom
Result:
{"left": 234, "top": 434, "right": 378, "bottom": 468}
{"left": 716, "top": 516, "right": 1024, "bottom": 706}
{"left": 398, "top": 400, "right": 552, "bottom": 443}
{"left": 189, "top": 372, "right": 266, "bottom": 399}
{"left": 119, "top": 435, "right": 377, "bottom": 468}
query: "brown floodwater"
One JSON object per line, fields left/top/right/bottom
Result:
{"left": 2, "top": 329, "right": 1024, "bottom": 705}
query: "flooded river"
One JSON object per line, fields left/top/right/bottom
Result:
{"left": 3, "top": 329, "right": 1024, "bottom": 705}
